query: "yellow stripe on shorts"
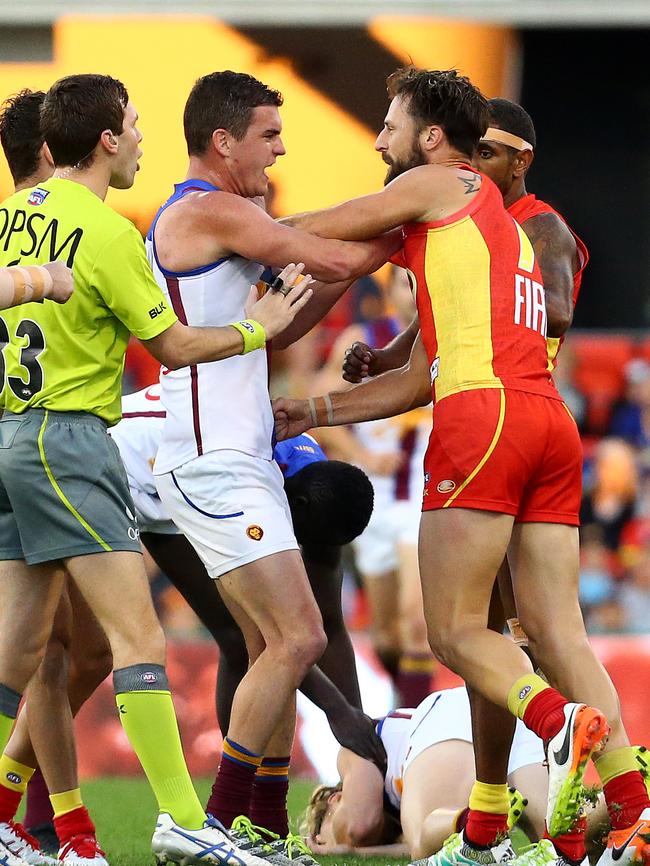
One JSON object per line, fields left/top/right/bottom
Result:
{"left": 37, "top": 410, "right": 112, "bottom": 552}
{"left": 443, "top": 390, "right": 506, "bottom": 507}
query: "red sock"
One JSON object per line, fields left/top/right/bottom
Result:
{"left": 24, "top": 769, "right": 54, "bottom": 830}
{"left": 206, "top": 738, "right": 261, "bottom": 829}
{"left": 396, "top": 654, "right": 436, "bottom": 707}
{"left": 465, "top": 810, "right": 509, "bottom": 847}
{"left": 250, "top": 757, "right": 290, "bottom": 839}
{"left": 604, "top": 771, "right": 650, "bottom": 830}
{"left": 0, "top": 786, "right": 21, "bottom": 824}
{"left": 522, "top": 688, "right": 569, "bottom": 742}
{"left": 53, "top": 806, "right": 95, "bottom": 848}
{"left": 547, "top": 815, "right": 587, "bottom": 864}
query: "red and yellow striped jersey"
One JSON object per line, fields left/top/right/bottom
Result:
{"left": 508, "top": 193, "right": 589, "bottom": 371}
{"left": 403, "top": 173, "right": 561, "bottom": 404}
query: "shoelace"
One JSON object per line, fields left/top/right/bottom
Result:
{"left": 3, "top": 821, "right": 43, "bottom": 854}
{"left": 60, "top": 833, "right": 106, "bottom": 860}
{"left": 514, "top": 840, "right": 558, "bottom": 866}
{"left": 279, "top": 833, "right": 313, "bottom": 859}
{"left": 230, "top": 816, "right": 275, "bottom": 851}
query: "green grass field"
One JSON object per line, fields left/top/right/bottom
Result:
{"left": 65, "top": 777, "right": 407, "bottom": 866}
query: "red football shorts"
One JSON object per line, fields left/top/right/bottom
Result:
{"left": 422, "top": 388, "right": 582, "bottom": 525}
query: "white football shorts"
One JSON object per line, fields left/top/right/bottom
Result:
{"left": 352, "top": 497, "right": 422, "bottom": 576}
{"left": 403, "top": 688, "right": 544, "bottom": 777}
{"left": 155, "top": 449, "right": 298, "bottom": 579}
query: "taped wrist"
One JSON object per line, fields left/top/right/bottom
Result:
{"left": 3, "top": 266, "right": 53, "bottom": 305}
{"left": 230, "top": 319, "right": 267, "bottom": 354}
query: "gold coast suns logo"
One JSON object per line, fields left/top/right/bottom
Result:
{"left": 246, "top": 524, "right": 264, "bottom": 541}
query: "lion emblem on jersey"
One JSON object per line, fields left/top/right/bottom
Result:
{"left": 246, "top": 524, "right": 264, "bottom": 541}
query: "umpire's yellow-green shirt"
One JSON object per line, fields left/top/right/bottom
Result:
{"left": 0, "top": 178, "right": 177, "bottom": 425}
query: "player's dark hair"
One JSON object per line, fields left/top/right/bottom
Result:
{"left": 387, "top": 67, "right": 489, "bottom": 157}
{"left": 284, "top": 460, "right": 374, "bottom": 548}
{"left": 488, "top": 98, "right": 537, "bottom": 149}
{"left": 41, "top": 74, "right": 129, "bottom": 168}
{"left": 0, "top": 89, "right": 46, "bottom": 186}
{"left": 184, "top": 70, "right": 283, "bottom": 156}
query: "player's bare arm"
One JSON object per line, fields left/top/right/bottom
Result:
{"left": 273, "top": 331, "right": 431, "bottom": 440}
{"left": 522, "top": 211, "right": 578, "bottom": 338}
{"left": 272, "top": 277, "right": 355, "bottom": 349}
{"left": 322, "top": 748, "right": 386, "bottom": 848}
{"left": 154, "top": 191, "right": 401, "bottom": 283}
{"left": 342, "top": 313, "right": 420, "bottom": 383}
{"left": 143, "top": 262, "right": 312, "bottom": 368}
{"left": 0, "top": 260, "right": 73, "bottom": 309}
{"left": 280, "top": 164, "right": 481, "bottom": 241}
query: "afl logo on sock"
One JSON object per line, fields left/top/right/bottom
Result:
{"left": 141, "top": 671, "right": 158, "bottom": 684}
{"left": 6, "top": 773, "right": 21, "bottom": 785}
{"left": 246, "top": 524, "right": 264, "bottom": 541}
{"left": 519, "top": 685, "right": 532, "bottom": 700}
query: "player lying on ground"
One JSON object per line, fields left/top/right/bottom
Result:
{"left": 305, "top": 687, "right": 547, "bottom": 859}
{"left": 275, "top": 66, "right": 650, "bottom": 866}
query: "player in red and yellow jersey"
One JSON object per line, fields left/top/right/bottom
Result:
{"left": 275, "top": 69, "right": 650, "bottom": 866}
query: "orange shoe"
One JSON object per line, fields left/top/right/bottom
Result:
{"left": 596, "top": 808, "right": 650, "bottom": 866}
{"left": 546, "top": 703, "right": 610, "bottom": 837}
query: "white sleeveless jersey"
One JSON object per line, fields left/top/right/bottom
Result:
{"left": 145, "top": 180, "right": 272, "bottom": 475}
{"left": 354, "top": 408, "right": 431, "bottom": 506}
{"left": 378, "top": 687, "right": 544, "bottom": 812}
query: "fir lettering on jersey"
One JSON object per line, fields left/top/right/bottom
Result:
{"left": 514, "top": 274, "right": 547, "bottom": 336}
{"left": 0, "top": 209, "right": 84, "bottom": 267}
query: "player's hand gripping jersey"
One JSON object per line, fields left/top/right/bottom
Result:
{"left": 0, "top": 179, "right": 176, "bottom": 423}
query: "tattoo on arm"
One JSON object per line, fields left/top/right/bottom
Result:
{"left": 459, "top": 172, "right": 482, "bottom": 194}
{"left": 523, "top": 213, "right": 578, "bottom": 336}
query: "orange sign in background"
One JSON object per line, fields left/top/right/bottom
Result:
{"left": 0, "top": 16, "right": 515, "bottom": 227}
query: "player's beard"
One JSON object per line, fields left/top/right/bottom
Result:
{"left": 383, "top": 137, "right": 427, "bottom": 185}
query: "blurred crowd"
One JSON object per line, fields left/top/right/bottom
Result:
{"left": 123, "top": 270, "right": 650, "bottom": 640}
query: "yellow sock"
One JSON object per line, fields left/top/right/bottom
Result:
{"left": 116, "top": 690, "right": 206, "bottom": 831}
{"left": 469, "top": 781, "right": 510, "bottom": 814}
{"left": 0, "top": 755, "right": 34, "bottom": 794}
{"left": 50, "top": 788, "right": 83, "bottom": 818}
{"left": 507, "top": 673, "right": 550, "bottom": 719}
{"left": 0, "top": 716, "right": 15, "bottom": 758}
{"left": 594, "top": 746, "right": 640, "bottom": 785}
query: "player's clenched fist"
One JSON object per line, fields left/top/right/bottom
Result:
{"left": 247, "top": 262, "right": 313, "bottom": 340}
{"left": 272, "top": 397, "right": 312, "bottom": 441}
{"left": 342, "top": 340, "right": 381, "bottom": 383}
{"left": 43, "top": 260, "right": 74, "bottom": 304}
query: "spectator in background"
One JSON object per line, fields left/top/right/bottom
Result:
{"left": 579, "top": 524, "right": 616, "bottom": 616}
{"left": 619, "top": 539, "right": 650, "bottom": 633}
{"left": 609, "top": 358, "right": 650, "bottom": 448}
{"left": 581, "top": 438, "right": 638, "bottom": 551}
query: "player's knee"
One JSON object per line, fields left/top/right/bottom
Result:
{"left": 33, "top": 639, "right": 69, "bottom": 690}
{"left": 110, "top": 618, "right": 167, "bottom": 668}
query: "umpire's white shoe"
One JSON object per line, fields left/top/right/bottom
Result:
{"left": 152, "top": 813, "right": 270, "bottom": 866}
{"left": 0, "top": 834, "right": 31, "bottom": 865}
{"left": 0, "top": 822, "right": 57, "bottom": 865}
